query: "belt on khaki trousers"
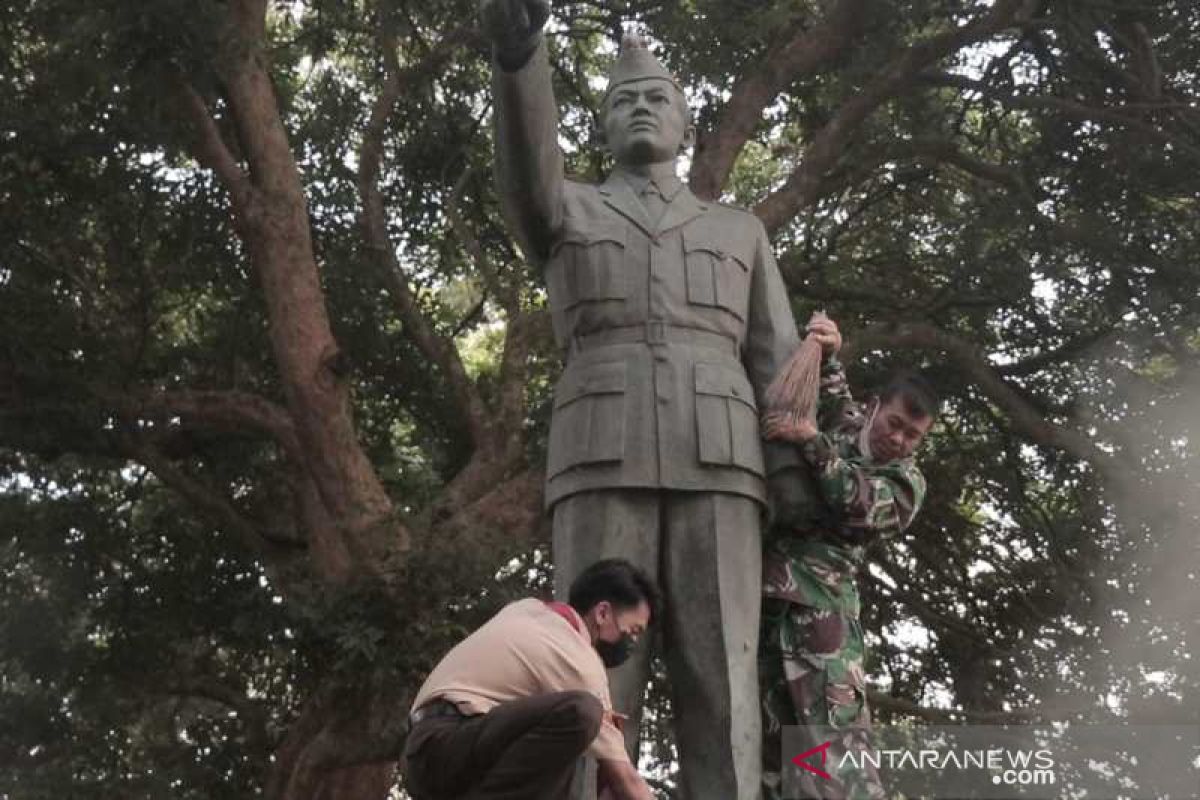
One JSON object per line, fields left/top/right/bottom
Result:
{"left": 408, "top": 698, "right": 468, "bottom": 730}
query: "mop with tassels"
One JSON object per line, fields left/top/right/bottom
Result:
{"left": 764, "top": 310, "right": 830, "bottom": 429}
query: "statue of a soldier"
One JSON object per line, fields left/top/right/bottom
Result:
{"left": 480, "top": 2, "right": 801, "bottom": 797}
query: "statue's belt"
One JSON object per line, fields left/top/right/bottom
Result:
{"left": 571, "top": 322, "right": 738, "bottom": 355}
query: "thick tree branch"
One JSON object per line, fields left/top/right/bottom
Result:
{"left": 126, "top": 389, "right": 355, "bottom": 573}
{"left": 868, "top": 691, "right": 1090, "bottom": 724}
{"left": 231, "top": 0, "right": 267, "bottom": 41}
{"left": 192, "top": 2, "right": 407, "bottom": 577}
{"left": 218, "top": 13, "right": 302, "bottom": 198}
{"left": 123, "top": 436, "right": 268, "bottom": 557}
{"left": 1053, "top": 12, "right": 1154, "bottom": 106}
{"left": 446, "top": 164, "right": 512, "bottom": 311}
{"left": 1123, "top": 21, "right": 1163, "bottom": 101}
{"left": 780, "top": 259, "right": 1003, "bottom": 318}
{"left": 993, "top": 329, "right": 1115, "bottom": 377}
{"left": 357, "top": 26, "right": 489, "bottom": 448}
{"left": 436, "top": 310, "right": 544, "bottom": 518}
{"left": 871, "top": 557, "right": 988, "bottom": 642}
{"left": 433, "top": 219, "right": 548, "bottom": 513}
{"left": 498, "top": 308, "right": 549, "bottom": 438}
{"left": 688, "top": 0, "right": 868, "bottom": 199}
{"left": 843, "top": 321, "right": 1121, "bottom": 475}
{"left": 438, "top": 467, "right": 545, "bottom": 549}
{"left": 754, "top": 0, "right": 1031, "bottom": 234}
{"left": 174, "top": 78, "right": 253, "bottom": 210}
{"left": 922, "top": 72, "right": 1200, "bottom": 163}
{"left": 811, "top": 134, "right": 1036, "bottom": 213}
{"left": 903, "top": 137, "right": 1034, "bottom": 198}
{"left": 357, "top": 19, "right": 536, "bottom": 516}
{"left": 287, "top": 460, "right": 354, "bottom": 584}
{"left": 132, "top": 388, "right": 303, "bottom": 463}
{"left": 266, "top": 683, "right": 343, "bottom": 800}
{"left": 3, "top": 367, "right": 300, "bottom": 467}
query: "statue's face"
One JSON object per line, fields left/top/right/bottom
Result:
{"left": 601, "top": 78, "right": 694, "bottom": 166}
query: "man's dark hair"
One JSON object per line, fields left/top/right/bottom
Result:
{"left": 568, "top": 558, "right": 662, "bottom": 624}
{"left": 878, "top": 370, "right": 940, "bottom": 420}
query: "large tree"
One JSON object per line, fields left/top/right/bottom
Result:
{"left": 2, "top": 0, "right": 1196, "bottom": 797}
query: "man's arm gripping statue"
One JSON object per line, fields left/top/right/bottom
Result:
{"left": 763, "top": 317, "right": 927, "bottom": 544}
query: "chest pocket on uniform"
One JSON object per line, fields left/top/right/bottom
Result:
{"left": 547, "top": 361, "right": 627, "bottom": 477}
{"left": 547, "top": 222, "right": 627, "bottom": 310}
{"left": 683, "top": 228, "right": 751, "bottom": 320}
{"left": 694, "top": 362, "right": 764, "bottom": 475}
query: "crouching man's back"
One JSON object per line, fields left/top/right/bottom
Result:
{"left": 402, "top": 558, "right": 661, "bottom": 800}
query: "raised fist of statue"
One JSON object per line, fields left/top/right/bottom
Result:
{"left": 480, "top": 0, "right": 550, "bottom": 58}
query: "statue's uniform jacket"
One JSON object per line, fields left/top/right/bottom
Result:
{"left": 543, "top": 180, "right": 800, "bottom": 507}
{"left": 494, "top": 42, "right": 801, "bottom": 510}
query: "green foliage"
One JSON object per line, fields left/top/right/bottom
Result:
{"left": 0, "top": 460, "right": 292, "bottom": 798}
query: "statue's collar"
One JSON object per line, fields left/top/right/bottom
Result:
{"left": 611, "top": 163, "right": 683, "bottom": 201}
{"left": 598, "top": 169, "right": 708, "bottom": 237}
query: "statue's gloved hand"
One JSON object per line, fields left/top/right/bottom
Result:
{"left": 480, "top": 0, "right": 550, "bottom": 68}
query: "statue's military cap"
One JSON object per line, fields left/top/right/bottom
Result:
{"left": 605, "top": 31, "right": 682, "bottom": 97}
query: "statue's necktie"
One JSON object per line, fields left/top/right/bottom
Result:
{"left": 640, "top": 183, "right": 667, "bottom": 226}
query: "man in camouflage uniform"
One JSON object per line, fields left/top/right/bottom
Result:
{"left": 759, "top": 316, "right": 937, "bottom": 800}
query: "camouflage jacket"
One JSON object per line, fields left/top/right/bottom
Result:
{"left": 763, "top": 356, "right": 926, "bottom": 610}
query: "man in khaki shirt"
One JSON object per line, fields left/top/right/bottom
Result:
{"left": 403, "top": 559, "right": 661, "bottom": 799}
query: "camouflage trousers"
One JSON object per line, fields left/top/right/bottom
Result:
{"left": 759, "top": 596, "right": 884, "bottom": 800}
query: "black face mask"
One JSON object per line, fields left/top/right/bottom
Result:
{"left": 595, "top": 631, "right": 635, "bottom": 668}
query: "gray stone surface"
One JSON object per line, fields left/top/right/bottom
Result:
{"left": 481, "top": 6, "right": 802, "bottom": 796}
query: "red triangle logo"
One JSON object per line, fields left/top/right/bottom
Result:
{"left": 791, "top": 740, "right": 833, "bottom": 780}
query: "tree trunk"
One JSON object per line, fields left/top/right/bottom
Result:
{"left": 173, "top": 5, "right": 420, "bottom": 797}
{"left": 264, "top": 686, "right": 403, "bottom": 800}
